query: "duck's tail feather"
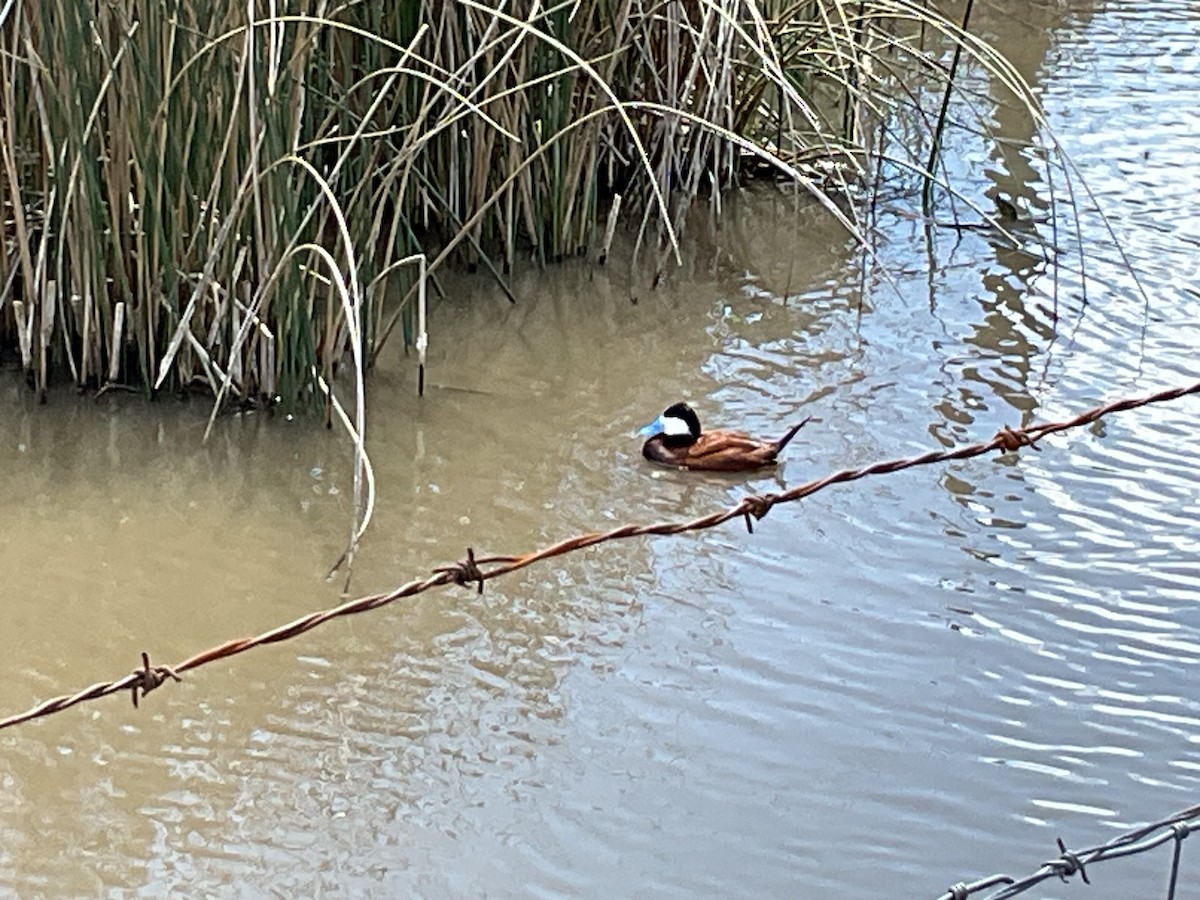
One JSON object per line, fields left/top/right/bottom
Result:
{"left": 773, "top": 416, "right": 813, "bottom": 454}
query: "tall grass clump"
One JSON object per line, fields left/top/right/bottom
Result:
{"left": 0, "top": 1, "right": 1071, "bottom": 408}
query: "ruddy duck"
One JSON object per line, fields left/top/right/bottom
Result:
{"left": 638, "top": 402, "right": 811, "bottom": 472}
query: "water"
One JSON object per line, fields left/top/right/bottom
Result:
{"left": 3, "top": 2, "right": 1200, "bottom": 896}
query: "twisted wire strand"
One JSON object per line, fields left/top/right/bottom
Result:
{"left": 2, "top": 379, "right": 1198, "bottom": 731}
{"left": 934, "top": 803, "right": 1199, "bottom": 900}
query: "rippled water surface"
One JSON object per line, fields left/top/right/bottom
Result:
{"left": 3, "top": 2, "right": 1200, "bottom": 897}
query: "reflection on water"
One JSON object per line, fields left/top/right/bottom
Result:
{"left": 4, "top": 1, "right": 1200, "bottom": 896}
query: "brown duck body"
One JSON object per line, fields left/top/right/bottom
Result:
{"left": 640, "top": 403, "right": 811, "bottom": 472}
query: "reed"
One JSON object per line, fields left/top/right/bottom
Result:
{"left": 0, "top": 1, "right": 1067, "bottom": 406}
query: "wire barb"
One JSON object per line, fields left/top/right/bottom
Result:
{"left": 434, "top": 547, "right": 486, "bottom": 594}
{"left": 993, "top": 425, "right": 1040, "bottom": 453}
{"left": 1049, "top": 837, "right": 1090, "bottom": 885}
{"left": 130, "top": 652, "right": 182, "bottom": 709}
{"left": 740, "top": 492, "right": 778, "bottom": 533}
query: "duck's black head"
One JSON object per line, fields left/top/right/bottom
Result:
{"left": 639, "top": 402, "right": 703, "bottom": 446}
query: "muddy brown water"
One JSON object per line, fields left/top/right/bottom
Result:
{"left": 4, "top": 2, "right": 1200, "bottom": 896}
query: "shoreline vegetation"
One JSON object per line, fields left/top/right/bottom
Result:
{"left": 1, "top": 1, "right": 1056, "bottom": 411}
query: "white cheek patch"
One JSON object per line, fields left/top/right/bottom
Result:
{"left": 661, "top": 415, "right": 692, "bottom": 437}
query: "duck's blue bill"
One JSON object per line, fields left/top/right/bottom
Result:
{"left": 638, "top": 416, "right": 664, "bottom": 437}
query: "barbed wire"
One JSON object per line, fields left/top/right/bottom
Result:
{"left": 937, "top": 803, "right": 1198, "bottom": 900}
{"left": 1, "top": 378, "right": 1198, "bottom": 731}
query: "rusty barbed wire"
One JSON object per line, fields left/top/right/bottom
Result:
{"left": 936, "top": 803, "right": 1198, "bottom": 900}
{"left": 1, "top": 378, "right": 1198, "bottom": 731}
